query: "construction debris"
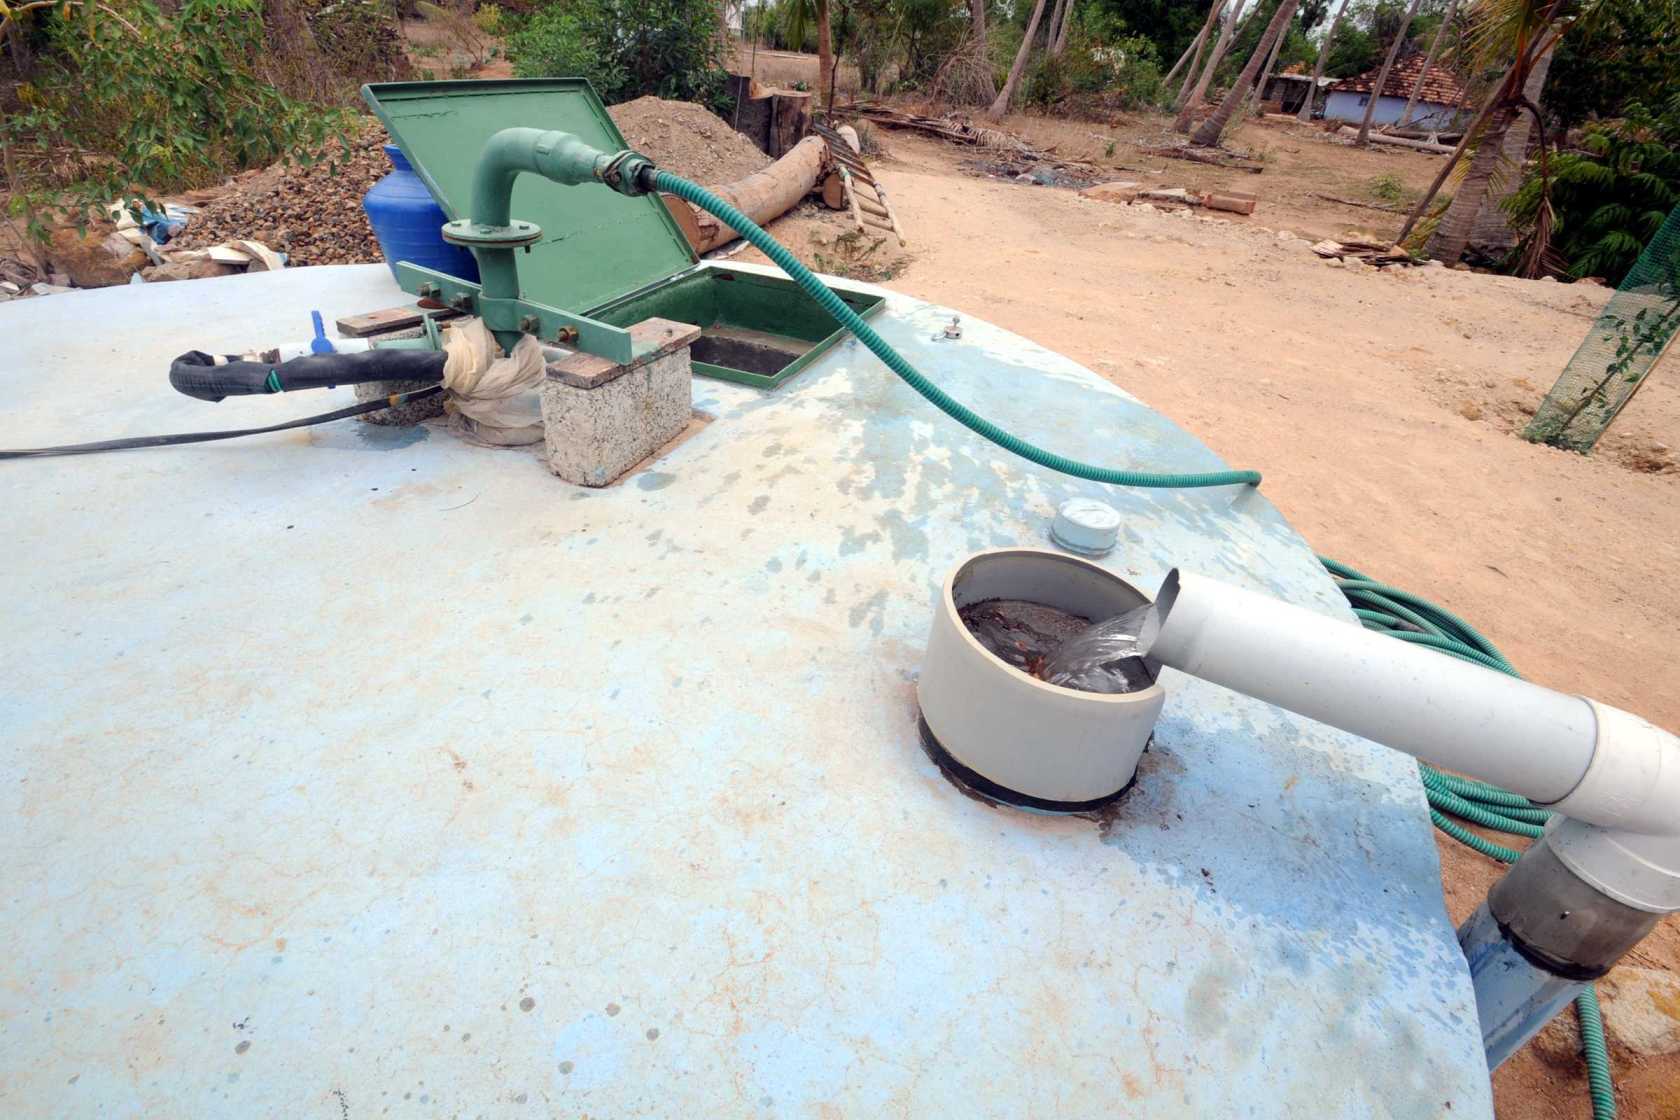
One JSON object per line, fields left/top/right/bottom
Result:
{"left": 1310, "top": 236, "right": 1420, "bottom": 267}
{"left": 1079, "top": 183, "right": 1259, "bottom": 216}
{"left": 841, "top": 102, "right": 1062, "bottom": 163}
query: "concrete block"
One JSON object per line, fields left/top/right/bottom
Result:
{"left": 353, "top": 323, "right": 448, "bottom": 426}
{"left": 1204, "top": 191, "right": 1258, "bottom": 216}
{"left": 1079, "top": 181, "right": 1143, "bottom": 204}
{"left": 541, "top": 318, "right": 700, "bottom": 487}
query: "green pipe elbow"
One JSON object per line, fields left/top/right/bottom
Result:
{"left": 469, "top": 128, "right": 655, "bottom": 228}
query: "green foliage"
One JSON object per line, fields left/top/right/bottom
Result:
{"left": 507, "top": 0, "right": 731, "bottom": 112}
{"left": 507, "top": 3, "right": 617, "bottom": 87}
{"left": 1368, "top": 172, "right": 1405, "bottom": 201}
{"left": 1547, "top": 0, "right": 1680, "bottom": 135}
{"left": 1, "top": 0, "right": 347, "bottom": 237}
{"left": 1506, "top": 96, "right": 1680, "bottom": 283}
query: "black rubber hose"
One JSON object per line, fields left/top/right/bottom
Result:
{"left": 1, "top": 387, "right": 443, "bottom": 459}
{"left": 170, "top": 348, "right": 448, "bottom": 402}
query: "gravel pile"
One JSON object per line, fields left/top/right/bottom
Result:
{"left": 177, "top": 99, "right": 771, "bottom": 268}
{"left": 177, "top": 122, "right": 389, "bottom": 266}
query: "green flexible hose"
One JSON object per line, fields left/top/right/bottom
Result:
{"left": 655, "top": 171, "right": 1262, "bottom": 490}
{"left": 1321, "top": 556, "right": 1616, "bottom": 1120}
{"left": 651, "top": 169, "right": 1606, "bottom": 1114}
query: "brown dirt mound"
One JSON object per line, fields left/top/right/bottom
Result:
{"left": 178, "top": 121, "right": 388, "bottom": 267}
{"left": 607, "top": 96, "right": 771, "bottom": 185}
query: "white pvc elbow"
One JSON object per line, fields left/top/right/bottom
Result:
{"left": 1142, "top": 570, "right": 1680, "bottom": 913}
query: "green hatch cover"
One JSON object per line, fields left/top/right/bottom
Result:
{"left": 362, "top": 79, "right": 698, "bottom": 313}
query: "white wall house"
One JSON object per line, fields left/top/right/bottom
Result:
{"left": 1322, "top": 54, "right": 1471, "bottom": 131}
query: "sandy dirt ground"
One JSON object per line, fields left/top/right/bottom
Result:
{"left": 745, "top": 109, "right": 1680, "bottom": 1119}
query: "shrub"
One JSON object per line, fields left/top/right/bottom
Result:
{"left": 1023, "top": 32, "right": 1163, "bottom": 112}
{"left": 1, "top": 0, "right": 347, "bottom": 236}
{"left": 1506, "top": 95, "right": 1680, "bottom": 283}
{"left": 506, "top": 0, "right": 731, "bottom": 114}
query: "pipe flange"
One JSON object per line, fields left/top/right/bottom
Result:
{"left": 442, "top": 219, "right": 542, "bottom": 249}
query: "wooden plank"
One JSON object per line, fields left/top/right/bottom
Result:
{"left": 858, "top": 198, "right": 890, "bottom": 218}
{"left": 866, "top": 179, "right": 907, "bottom": 247}
{"left": 334, "top": 304, "right": 461, "bottom": 338}
{"left": 840, "top": 167, "right": 866, "bottom": 236}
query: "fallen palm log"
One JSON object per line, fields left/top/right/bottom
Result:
{"left": 1140, "top": 143, "right": 1264, "bottom": 174}
{"left": 669, "top": 135, "right": 832, "bottom": 253}
{"left": 1336, "top": 126, "right": 1453, "bottom": 154}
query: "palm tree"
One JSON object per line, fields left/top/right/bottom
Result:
{"left": 1247, "top": 10, "right": 1290, "bottom": 114}
{"left": 1355, "top": 0, "right": 1424, "bottom": 145}
{"left": 988, "top": 0, "right": 1050, "bottom": 120}
{"left": 1468, "top": 43, "right": 1555, "bottom": 252}
{"left": 1051, "top": 0, "right": 1075, "bottom": 54}
{"left": 1175, "top": 0, "right": 1246, "bottom": 131}
{"left": 1191, "top": 0, "right": 1300, "bottom": 146}
{"left": 816, "top": 0, "right": 833, "bottom": 107}
{"left": 1396, "top": 0, "right": 1461, "bottom": 128}
{"left": 1297, "top": 0, "right": 1350, "bottom": 122}
{"left": 969, "top": 0, "right": 997, "bottom": 100}
{"left": 1167, "top": 0, "right": 1225, "bottom": 88}
{"left": 1397, "top": 0, "right": 1590, "bottom": 262}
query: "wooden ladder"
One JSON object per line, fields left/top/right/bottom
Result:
{"left": 814, "top": 122, "right": 907, "bottom": 248}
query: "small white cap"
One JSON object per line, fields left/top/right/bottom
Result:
{"left": 1049, "top": 498, "right": 1121, "bottom": 556}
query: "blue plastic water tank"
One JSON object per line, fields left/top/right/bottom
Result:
{"left": 363, "top": 144, "right": 480, "bottom": 284}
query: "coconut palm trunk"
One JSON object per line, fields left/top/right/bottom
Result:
{"left": 1429, "top": 44, "right": 1555, "bottom": 262}
{"left": 988, "top": 0, "right": 1050, "bottom": 120}
{"left": 1397, "top": 0, "right": 1459, "bottom": 128}
{"left": 1355, "top": 0, "right": 1423, "bottom": 145}
{"left": 1297, "top": 0, "right": 1349, "bottom": 122}
{"left": 968, "top": 0, "right": 997, "bottom": 101}
{"left": 1247, "top": 14, "right": 1289, "bottom": 114}
{"left": 816, "top": 0, "right": 834, "bottom": 107}
{"left": 1051, "top": 0, "right": 1075, "bottom": 55}
{"left": 1174, "top": 0, "right": 1243, "bottom": 131}
{"left": 1170, "top": 0, "right": 1226, "bottom": 88}
{"left": 1468, "top": 43, "right": 1555, "bottom": 250}
{"left": 1190, "top": 0, "right": 1300, "bottom": 147}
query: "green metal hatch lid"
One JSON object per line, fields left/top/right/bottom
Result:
{"left": 362, "top": 79, "right": 698, "bottom": 313}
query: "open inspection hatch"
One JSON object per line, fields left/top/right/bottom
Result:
{"left": 917, "top": 548, "right": 1165, "bottom": 812}
{"left": 361, "top": 79, "right": 885, "bottom": 390}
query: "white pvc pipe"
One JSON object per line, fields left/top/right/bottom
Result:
{"left": 1141, "top": 570, "right": 1595, "bottom": 803}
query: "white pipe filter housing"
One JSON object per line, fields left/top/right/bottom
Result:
{"left": 917, "top": 549, "right": 1165, "bottom": 807}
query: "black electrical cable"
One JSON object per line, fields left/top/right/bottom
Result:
{"left": 0, "top": 387, "right": 443, "bottom": 460}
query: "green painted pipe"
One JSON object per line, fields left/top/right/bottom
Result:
{"left": 462, "top": 128, "right": 655, "bottom": 305}
{"left": 467, "top": 127, "right": 650, "bottom": 227}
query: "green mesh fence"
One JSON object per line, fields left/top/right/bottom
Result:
{"left": 1525, "top": 204, "right": 1680, "bottom": 452}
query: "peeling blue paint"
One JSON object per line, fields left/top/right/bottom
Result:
{"left": 0, "top": 264, "right": 1490, "bottom": 1117}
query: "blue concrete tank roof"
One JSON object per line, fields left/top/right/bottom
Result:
{"left": 0, "top": 264, "right": 1491, "bottom": 1116}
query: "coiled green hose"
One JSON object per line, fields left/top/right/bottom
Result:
{"left": 652, "top": 168, "right": 1607, "bottom": 1115}
{"left": 655, "top": 171, "right": 1262, "bottom": 490}
{"left": 1321, "top": 556, "right": 1616, "bottom": 1120}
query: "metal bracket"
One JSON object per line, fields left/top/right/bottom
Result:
{"left": 395, "top": 262, "right": 633, "bottom": 364}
